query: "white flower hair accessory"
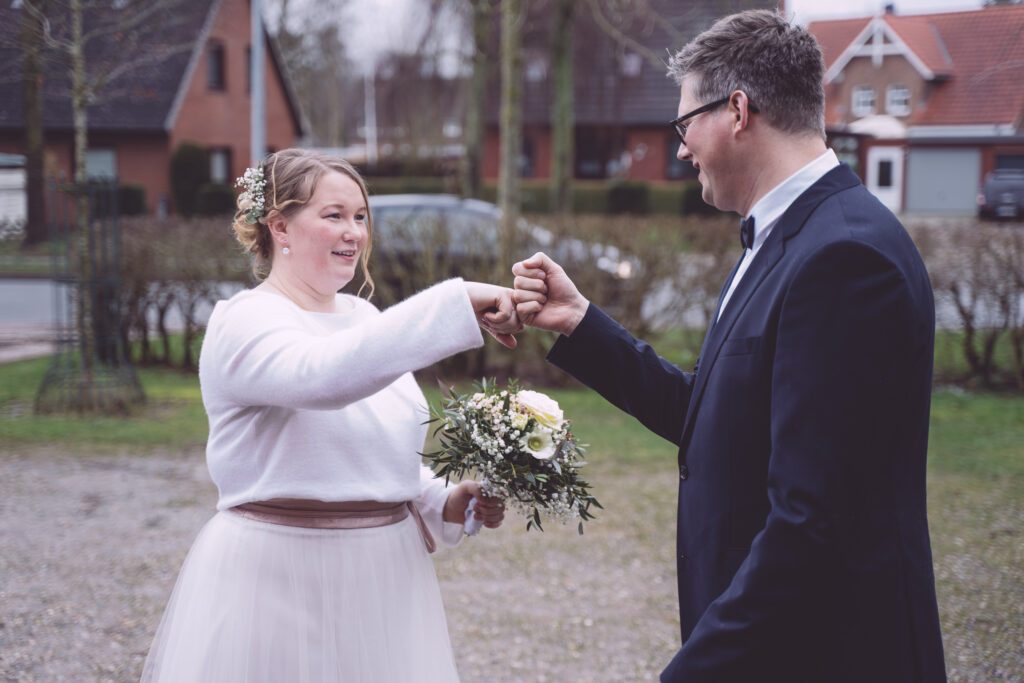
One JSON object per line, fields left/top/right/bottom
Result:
{"left": 235, "top": 165, "right": 267, "bottom": 224}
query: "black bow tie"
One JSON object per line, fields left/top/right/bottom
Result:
{"left": 740, "top": 216, "right": 755, "bottom": 250}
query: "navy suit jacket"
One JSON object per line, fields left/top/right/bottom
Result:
{"left": 548, "top": 165, "right": 947, "bottom": 682}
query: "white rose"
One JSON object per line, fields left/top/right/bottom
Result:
{"left": 238, "top": 194, "right": 253, "bottom": 211}
{"left": 522, "top": 425, "right": 556, "bottom": 460}
{"left": 516, "top": 390, "right": 564, "bottom": 429}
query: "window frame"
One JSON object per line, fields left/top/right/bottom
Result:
{"left": 885, "top": 85, "right": 911, "bottom": 116}
{"left": 852, "top": 85, "right": 876, "bottom": 117}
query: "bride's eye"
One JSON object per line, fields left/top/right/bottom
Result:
{"left": 355, "top": 212, "right": 367, "bottom": 222}
{"left": 326, "top": 212, "right": 341, "bottom": 220}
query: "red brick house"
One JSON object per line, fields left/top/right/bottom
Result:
{"left": 0, "top": 0, "right": 304, "bottom": 216}
{"left": 481, "top": 0, "right": 778, "bottom": 184}
{"left": 808, "top": 4, "right": 1024, "bottom": 215}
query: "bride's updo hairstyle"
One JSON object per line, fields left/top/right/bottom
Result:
{"left": 232, "top": 148, "right": 375, "bottom": 296}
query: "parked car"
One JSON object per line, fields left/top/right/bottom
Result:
{"left": 978, "top": 169, "right": 1024, "bottom": 220}
{"left": 366, "top": 194, "right": 637, "bottom": 303}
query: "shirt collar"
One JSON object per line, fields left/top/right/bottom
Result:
{"left": 745, "top": 148, "right": 840, "bottom": 248}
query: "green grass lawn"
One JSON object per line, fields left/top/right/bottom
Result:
{"left": 0, "top": 356, "right": 1020, "bottom": 473}
{"left": 0, "top": 238, "right": 53, "bottom": 277}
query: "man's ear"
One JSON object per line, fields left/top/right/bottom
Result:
{"left": 729, "top": 90, "right": 753, "bottom": 135}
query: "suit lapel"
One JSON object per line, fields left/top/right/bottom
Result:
{"left": 676, "top": 164, "right": 862, "bottom": 453}
{"left": 679, "top": 234, "right": 785, "bottom": 446}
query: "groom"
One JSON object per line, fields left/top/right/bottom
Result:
{"left": 512, "top": 10, "right": 946, "bottom": 682}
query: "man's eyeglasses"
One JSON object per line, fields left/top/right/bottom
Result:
{"left": 669, "top": 96, "right": 758, "bottom": 145}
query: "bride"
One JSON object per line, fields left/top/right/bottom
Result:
{"left": 141, "top": 148, "right": 515, "bottom": 682}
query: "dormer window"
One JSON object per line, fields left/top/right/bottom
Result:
{"left": 886, "top": 85, "right": 911, "bottom": 116}
{"left": 852, "top": 86, "right": 876, "bottom": 117}
{"left": 207, "top": 41, "right": 226, "bottom": 91}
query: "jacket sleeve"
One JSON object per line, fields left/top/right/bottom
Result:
{"left": 661, "top": 240, "right": 921, "bottom": 681}
{"left": 204, "top": 279, "right": 484, "bottom": 411}
{"left": 547, "top": 303, "right": 695, "bottom": 445}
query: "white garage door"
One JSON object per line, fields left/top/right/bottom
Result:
{"left": 906, "top": 147, "right": 980, "bottom": 214}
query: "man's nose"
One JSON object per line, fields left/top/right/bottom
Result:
{"left": 676, "top": 142, "right": 691, "bottom": 162}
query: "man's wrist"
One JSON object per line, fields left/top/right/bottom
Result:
{"left": 560, "top": 299, "right": 590, "bottom": 337}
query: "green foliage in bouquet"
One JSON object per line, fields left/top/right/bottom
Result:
{"left": 422, "top": 379, "right": 603, "bottom": 534}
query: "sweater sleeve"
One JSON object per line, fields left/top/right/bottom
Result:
{"left": 417, "top": 465, "right": 466, "bottom": 548}
{"left": 206, "top": 279, "right": 484, "bottom": 411}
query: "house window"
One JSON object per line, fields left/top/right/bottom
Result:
{"left": 886, "top": 85, "right": 910, "bottom": 116}
{"left": 877, "top": 159, "right": 893, "bottom": 188}
{"left": 852, "top": 86, "right": 875, "bottom": 117}
{"left": 208, "top": 41, "right": 226, "bottom": 91}
{"left": 209, "top": 148, "right": 232, "bottom": 185}
{"left": 85, "top": 149, "right": 117, "bottom": 181}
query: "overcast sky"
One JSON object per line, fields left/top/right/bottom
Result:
{"left": 787, "top": 0, "right": 984, "bottom": 24}
{"left": 340, "top": 0, "right": 988, "bottom": 74}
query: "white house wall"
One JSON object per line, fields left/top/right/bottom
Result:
{"left": 0, "top": 168, "right": 26, "bottom": 226}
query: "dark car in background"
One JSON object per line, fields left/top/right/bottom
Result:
{"left": 978, "top": 169, "right": 1024, "bottom": 220}
{"left": 366, "top": 194, "right": 636, "bottom": 305}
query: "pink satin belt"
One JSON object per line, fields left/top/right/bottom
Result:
{"left": 230, "top": 499, "right": 437, "bottom": 554}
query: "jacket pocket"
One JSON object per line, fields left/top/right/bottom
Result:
{"left": 719, "top": 335, "right": 760, "bottom": 357}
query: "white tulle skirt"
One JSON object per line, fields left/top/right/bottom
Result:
{"left": 141, "top": 510, "right": 460, "bottom": 682}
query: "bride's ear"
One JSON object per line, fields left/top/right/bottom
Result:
{"left": 265, "top": 212, "right": 288, "bottom": 246}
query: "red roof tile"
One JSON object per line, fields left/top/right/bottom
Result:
{"left": 809, "top": 6, "right": 1024, "bottom": 128}
{"left": 807, "top": 17, "right": 870, "bottom": 71}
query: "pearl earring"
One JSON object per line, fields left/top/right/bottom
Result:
{"left": 282, "top": 245, "right": 290, "bottom": 255}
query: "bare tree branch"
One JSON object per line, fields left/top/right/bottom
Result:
{"left": 585, "top": 0, "right": 665, "bottom": 68}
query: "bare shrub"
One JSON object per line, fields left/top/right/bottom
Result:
{"left": 350, "top": 210, "right": 737, "bottom": 383}
{"left": 910, "top": 219, "right": 1024, "bottom": 388}
{"left": 120, "top": 216, "right": 248, "bottom": 369}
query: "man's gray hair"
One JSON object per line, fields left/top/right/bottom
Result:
{"left": 667, "top": 10, "right": 826, "bottom": 138}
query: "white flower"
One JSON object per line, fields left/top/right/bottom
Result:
{"left": 238, "top": 195, "right": 253, "bottom": 211}
{"left": 511, "top": 412, "right": 529, "bottom": 430}
{"left": 516, "top": 390, "right": 564, "bottom": 429}
{"left": 523, "top": 425, "right": 556, "bottom": 460}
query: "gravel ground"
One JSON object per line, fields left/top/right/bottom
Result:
{"left": 0, "top": 447, "right": 1020, "bottom": 682}
{"left": 0, "top": 448, "right": 680, "bottom": 682}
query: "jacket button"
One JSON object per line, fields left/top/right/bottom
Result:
{"left": 679, "top": 464, "right": 689, "bottom": 480}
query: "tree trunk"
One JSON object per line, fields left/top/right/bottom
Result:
{"left": 19, "top": 0, "right": 47, "bottom": 246}
{"left": 497, "top": 0, "right": 522, "bottom": 272}
{"left": 461, "top": 0, "right": 492, "bottom": 200}
{"left": 70, "top": 0, "right": 98, "bottom": 382}
{"left": 550, "top": 0, "right": 574, "bottom": 215}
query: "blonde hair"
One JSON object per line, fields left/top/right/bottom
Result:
{"left": 232, "top": 148, "right": 375, "bottom": 297}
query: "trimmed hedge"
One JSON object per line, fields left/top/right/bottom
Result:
{"left": 366, "top": 176, "right": 452, "bottom": 195}
{"left": 367, "top": 177, "right": 722, "bottom": 216}
{"left": 118, "top": 184, "right": 147, "bottom": 216}
{"left": 197, "top": 183, "right": 237, "bottom": 216}
{"left": 608, "top": 181, "right": 650, "bottom": 214}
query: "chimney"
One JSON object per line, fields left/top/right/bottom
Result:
{"left": 884, "top": 3, "right": 896, "bottom": 14}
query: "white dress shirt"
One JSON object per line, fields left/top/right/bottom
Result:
{"left": 717, "top": 148, "right": 840, "bottom": 321}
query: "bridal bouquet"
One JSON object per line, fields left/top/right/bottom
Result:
{"left": 423, "top": 379, "right": 602, "bottom": 534}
